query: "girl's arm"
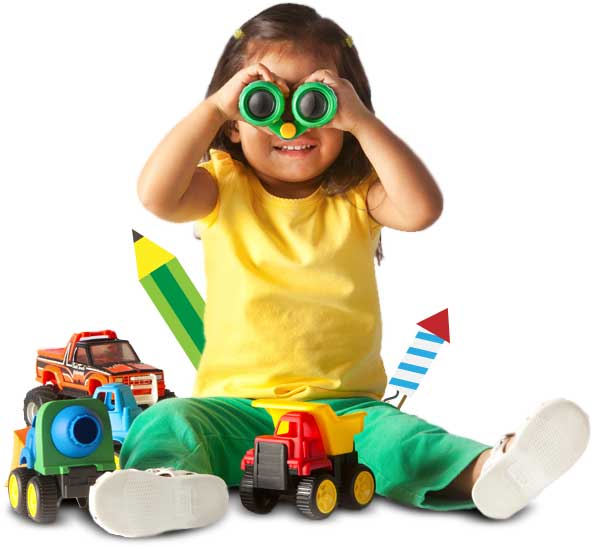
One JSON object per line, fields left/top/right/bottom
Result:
{"left": 138, "top": 63, "right": 291, "bottom": 223}
{"left": 303, "top": 69, "right": 443, "bottom": 232}
{"left": 352, "top": 116, "right": 443, "bottom": 232}
{"left": 137, "top": 100, "right": 224, "bottom": 223}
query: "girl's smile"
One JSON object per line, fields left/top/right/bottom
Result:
{"left": 272, "top": 136, "right": 318, "bottom": 157}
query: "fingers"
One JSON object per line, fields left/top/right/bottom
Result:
{"left": 303, "top": 68, "right": 341, "bottom": 87}
{"left": 240, "top": 63, "right": 290, "bottom": 95}
{"left": 240, "top": 62, "right": 273, "bottom": 85}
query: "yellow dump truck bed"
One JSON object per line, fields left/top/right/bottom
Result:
{"left": 253, "top": 399, "right": 366, "bottom": 457}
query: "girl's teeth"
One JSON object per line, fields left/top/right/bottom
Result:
{"left": 278, "top": 145, "right": 314, "bottom": 151}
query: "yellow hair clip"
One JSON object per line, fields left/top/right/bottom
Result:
{"left": 233, "top": 29, "right": 245, "bottom": 40}
{"left": 344, "top": 35, "right": 354, "bottom": 48}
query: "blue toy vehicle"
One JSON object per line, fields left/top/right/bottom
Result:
{"left": 92, "top": 383, "right": 142, "bottom": 448}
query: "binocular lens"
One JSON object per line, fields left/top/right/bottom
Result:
{"left": 297, "top": 91, "right": 328, "bottom": 121}
{"left": 247, "top": 90, "right": 276, "bottom": 120}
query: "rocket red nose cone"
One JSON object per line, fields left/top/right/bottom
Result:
{"left": 417, "top": 309, "right": 450, "bottom": 343}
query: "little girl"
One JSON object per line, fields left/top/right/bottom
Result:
{"left": 88, "top": 3, "right": 589, "bottom": 537}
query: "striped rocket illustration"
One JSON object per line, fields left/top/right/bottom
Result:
{"left": 383, "top": 309, "right": 450, "bottom": 408}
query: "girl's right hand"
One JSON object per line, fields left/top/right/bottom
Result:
{"left": 207, "top": 63, "right": 290, "bottom": 122}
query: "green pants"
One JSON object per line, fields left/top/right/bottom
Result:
{"left": 119, "top": 397, "right": 490, "bottom": 511}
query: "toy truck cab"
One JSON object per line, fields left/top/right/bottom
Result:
{"left": 239, "top": 400, "right": 375, "bottom": 519}
{"left": 57, "top": 331, "right": 164, "bottom": 405}
{"left": 242, "top": 411, "right": 332, "bottom": 491}
{"left": 93, "top": 384, "right": 142, "bottom": 446}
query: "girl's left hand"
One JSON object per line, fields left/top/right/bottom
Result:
{"left": 302, "top": 69, "right": 374, "bottom": 134}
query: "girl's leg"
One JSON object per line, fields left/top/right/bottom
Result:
{"left": 323, "top": 397, "right": 589, "bottom": 518}
{"left": 320, "top": 398, "right": 491, "bottom": 511}
{"left": 429, "top": 447, "right": 493, "bottom": 500}
{"left": 119, "top": 396, "right": 275, "bottom": 485}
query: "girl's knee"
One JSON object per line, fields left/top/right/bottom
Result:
{"left": 120, "top": 398, "right": 210, "bottom": 470}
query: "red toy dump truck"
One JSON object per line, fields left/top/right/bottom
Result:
{"left": 23, "top": 330, "right": 174, "bottom": 425}
{"left": 239, "top": 400, "right": 375, "bottom": 519}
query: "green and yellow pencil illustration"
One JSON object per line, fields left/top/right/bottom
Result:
{"left": 132, "top": 230, "right": 205, "bottom": 370}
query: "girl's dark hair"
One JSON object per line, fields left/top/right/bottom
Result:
{"left": 204, "top": 3, "right": 383, "bottom": 265}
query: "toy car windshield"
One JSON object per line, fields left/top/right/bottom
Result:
{"left": 88, "top": 341, "right": 140, "bottom": 366}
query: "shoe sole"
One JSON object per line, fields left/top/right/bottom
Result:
{"left": 89, "top": 470, "right": 229, "bottom": 537}
{"left": 472, "top": 398, "right": 589, "bottom": 519}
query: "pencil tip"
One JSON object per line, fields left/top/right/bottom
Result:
{"left": 132, "top": 229, "right": 143, "bottom": 243}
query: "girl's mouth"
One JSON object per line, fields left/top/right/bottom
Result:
{"left": 273, "top": 144, "right": 317, "bottom": 157}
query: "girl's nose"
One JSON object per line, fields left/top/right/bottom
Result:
{"left": 282, "top": 106, "right": 295, "bottom": 123}
{"left": 275, "top": 103, "right": 295, "bottom": 139}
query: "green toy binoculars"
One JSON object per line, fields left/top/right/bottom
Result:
{"left": 238, "top": 81, "right": 338, "bottom": 140}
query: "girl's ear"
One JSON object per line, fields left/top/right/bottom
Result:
{"left": 227, "top": 120, "right": 241, "bottom": 143}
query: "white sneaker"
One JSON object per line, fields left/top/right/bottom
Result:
{"left": 472, "top": 398, "right": 589, "bottom": 519}
{"left": 89, "top": 468, "right": 229, "bottom": 537}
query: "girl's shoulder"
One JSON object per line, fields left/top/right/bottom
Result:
{"left": 346, "top": 168, "right": 379, "bottom": 197}
{"left": 198, "top": 148, "right": 245, "bottom": 182}
{"left": 194, "top": 149, "right": 249, "bottom": 236}
{"left": 340, "top": 168, "right": 380, "bottom": 210}
{"left": 340, "top": 169, "right": 383, "bottom": 235}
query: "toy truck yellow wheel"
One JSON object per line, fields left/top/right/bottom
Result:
{"left": 341, "top": 464, "right": 376, "bottom": 509}
{"left": 316, "top": 478, "right": 338, "bottom": 513}
{"left": 296, "top": 474, "right": 338, "bottom": 519}
{"left": 353, "top": 469, "right": 375, "bottom": 505}
{"left": 8, "top": 468, "right": 36, "bottom": 516}
{"left": 26, "top": 475, "right": 59, "bottom": 523}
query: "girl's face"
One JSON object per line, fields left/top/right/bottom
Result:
{"left": 230, "top": 45, "right": 344, "bottom": 196}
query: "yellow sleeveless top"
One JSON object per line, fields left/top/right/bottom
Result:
{"left": 193, "top": 149, "right": 386, "bottom": 400}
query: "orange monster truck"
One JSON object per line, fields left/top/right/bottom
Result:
{"left": 23, "top": 330, "right": 175, "bottom": 425}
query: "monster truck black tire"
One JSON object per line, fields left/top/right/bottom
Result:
{"left": 23, "top": 385, "right": 60, "bottom": 426}
{"left": 160, "top": 389, "right": 176, "bottom": 400}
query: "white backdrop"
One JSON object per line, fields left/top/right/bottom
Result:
{"left": 1, "top": 1, "right": 591, "bottom": 544}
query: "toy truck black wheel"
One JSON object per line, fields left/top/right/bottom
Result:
{"left": 340, "top": 464, "right": 375, "bottom": 509}
{"left": 26, "top": 475, "right": 59, "bottom": 523}
{"left": 295, "top": 474, "right": 338, "bottom": 519}
{"left": 8, "top": 467, "right": 37, "bottom": 516}
{"left": 239, "top": 467, "right": 279, "bottom": 514}
{"left": 23, "top": 385, "right": 60, "bottom": 426}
